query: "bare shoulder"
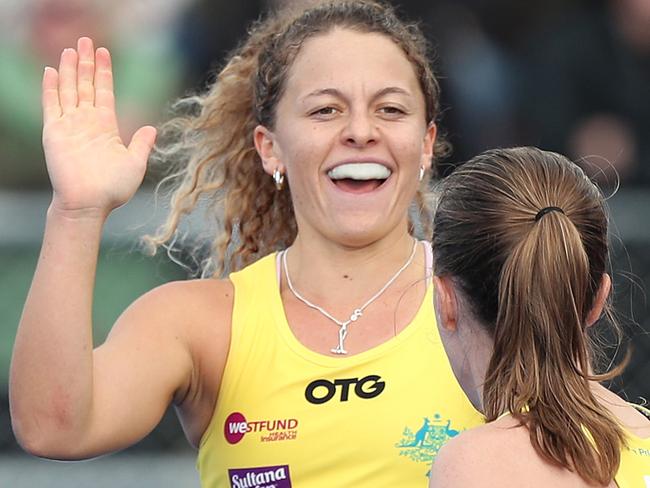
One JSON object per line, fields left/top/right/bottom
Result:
{"left": 111, "top": 277, "right": 234, "bottom": 336}
{"left": 130, "top": 277, "right": 233, "bottom": 311}
{"left": 113, "top": 277, "right": 235, "bottom": 378}
{"left": 592, "top": 383, "right": 650, "bottom": 437}
{"left": 101, "top": 277, "right": 235, "bottom": 445}
{"left": 152, "top": 278, "right": 235, "bottom": 356}
{"left": 430, "top": 415, "right": 597, "bottom": 488}
{"left": 429, "top": 417, "right": 534, "bottom": 488}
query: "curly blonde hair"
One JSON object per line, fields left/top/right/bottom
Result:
{"left": 146, "top": 0, "right": 449, "bottom": 276}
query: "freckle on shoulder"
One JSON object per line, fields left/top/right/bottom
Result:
{"left": 155, "top": 277, "right": 233, "bottom": 300}
{"left": 137, "top": 278, "right": 234, "bottom": 321}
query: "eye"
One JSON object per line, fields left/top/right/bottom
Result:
{"left": 379, "top": 106, "right": 407, "bottom": 116}
{"left": 310, "top": 106, "right": 340, "bottom": 117}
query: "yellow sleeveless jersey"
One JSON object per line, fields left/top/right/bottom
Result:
{"left": 616, "top": 404, "right": 650, "bottom": 487}
{"left": 197, "top": 251, "right": 483, "bottom": 487}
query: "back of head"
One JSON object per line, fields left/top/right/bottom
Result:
{"left": 431, "top": 147, "right": 626, "bottom": 485}
{"left": 148, "top": 0, "right": 446, "bottom": 276}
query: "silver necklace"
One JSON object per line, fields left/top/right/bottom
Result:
{"left": 282, "top": 239, "right": 418, "bottom": 355}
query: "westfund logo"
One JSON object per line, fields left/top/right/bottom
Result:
{"left": 224, "top": 412, "right": 248, "bottom": 444}
{"left": 224, "top": 412, "right": 299, "bottom": 444}
{"left": 305, "top": 375, "right": 385, "bottom": 404}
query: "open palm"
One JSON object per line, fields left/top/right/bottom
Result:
{"left": 42, "top": 37, "right": 157, "bottom": 215}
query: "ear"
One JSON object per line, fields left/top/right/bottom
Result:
{"left": 433, "top": 275, "right": 458, "bottom": 332}
{"left": 420, "top": 122, "right": 437, "bottom": 171}
{"left": 254, "top": 124, "right": 283, "bottom": 176}
{"left": 586, "top": 273, "right": 612, "bottom": 327}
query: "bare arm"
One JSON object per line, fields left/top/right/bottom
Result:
{"left": 8, "top": 37, "right": 194, "bottom": 459}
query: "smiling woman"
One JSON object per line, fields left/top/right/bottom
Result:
{"left": 253, "top": 27, "right": 437, "bottom": 250}
{"left": 148, "top": 4, "right": 448, "bottom": 273}
{"left": 10, "top": 1, "right": 481, "bottom": 487}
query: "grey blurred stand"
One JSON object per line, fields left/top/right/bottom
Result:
{"left": 1, "top": 452, "right": 200, "bottom": 488}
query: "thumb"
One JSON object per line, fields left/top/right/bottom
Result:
{"left": 128, "top": 125, "right": 157, "bottom": 164}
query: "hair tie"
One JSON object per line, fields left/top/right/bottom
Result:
{"left": 534, "top": 206, "right": 564, "bottom": 222}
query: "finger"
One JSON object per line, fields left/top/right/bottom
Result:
{"left": 128, "top": 126, "right": 157, "bottom": 165}
{"left": 58, "top": 48, "right": 78, "bottom": 113}
{"left": 77, "top": 37, "right": 95, "bottom": 106}
{"left": 94, "top": 47, "right": 115, "bottom": 112}
{"left": 42, "top": 67, "right": 61, "bottom": 124}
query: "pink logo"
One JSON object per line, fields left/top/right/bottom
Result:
{"left": 224, "top": 412, "right": 300, "bottom": 444}
{"left": 224, "top": 412, "right": 248, "bottom": 444}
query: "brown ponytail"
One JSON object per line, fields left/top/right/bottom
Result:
{"left": 145, "top": 1, "right": 448, "bottom": 276}
{"left": 432, "top": 147, "right": 627, "bottom": 485}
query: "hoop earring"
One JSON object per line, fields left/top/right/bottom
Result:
{"left": 273, "top": 168, "right": 285, "bottom": 191}
{"left": 418, "top": 166, "right": 425, "bottom": 182}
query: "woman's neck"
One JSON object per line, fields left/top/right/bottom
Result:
{"left": 438, "top": 314, "right": 493, "bottom": 413}
{"left": 283, "top": 229, "right": 420, "bottom": 307}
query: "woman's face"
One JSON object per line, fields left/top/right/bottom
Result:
{"left": 255, "top": 28, "right": 436, "bottom": 247}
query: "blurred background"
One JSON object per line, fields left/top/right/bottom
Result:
{"left": 0, "top": 0, "right": 648, "bottom": 486}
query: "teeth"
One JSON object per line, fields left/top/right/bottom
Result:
{"left": 327, "top": 163, "right": 391, "bottom": 180}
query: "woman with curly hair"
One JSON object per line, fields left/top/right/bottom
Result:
{"left": 10, "top": 1, "right": 483, "bottom": 486}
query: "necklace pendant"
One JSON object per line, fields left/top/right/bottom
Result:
{"left": 332, "top": 323, "right": 350, "bottom": 355}
{"left": 282, "top": 240, "right": 417, "bottom": 360}
{"left": 350, "top": 309, "right": 363, "bottom": 322}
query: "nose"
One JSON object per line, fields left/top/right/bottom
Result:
{"left": 341, "top": 109, "right": 378, "bottom": 148}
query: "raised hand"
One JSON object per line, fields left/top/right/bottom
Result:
{"left": 42, "top": 37, "right": 157, "bottom": 217}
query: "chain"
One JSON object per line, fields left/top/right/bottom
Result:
{"left": 282, "top": 239, "right": 418, "bottom": 354}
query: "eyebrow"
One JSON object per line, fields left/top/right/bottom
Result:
{"left": 300, "top": 86, "right": 413, "bottom": 103}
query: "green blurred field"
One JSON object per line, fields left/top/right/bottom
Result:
{"left": 0, "top": 245, "right": 186, "bottom": 388}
